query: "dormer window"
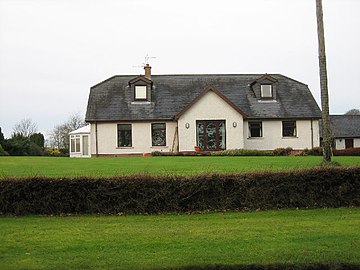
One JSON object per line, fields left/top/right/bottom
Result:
{"left": 261, "top": 84, "right": 273, "bottom": 99}
{"left": 135, "top": 85, "right": 147, "bottom": 100}
{"left": 129, "top": 75, "right": 152, "bottom": 102}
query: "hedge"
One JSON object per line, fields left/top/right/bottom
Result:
{"left": 171, "top": 264, "right": 360, "bottom": 270}
{"left": 0, "top": 167, "right": 359, "bottom": 215}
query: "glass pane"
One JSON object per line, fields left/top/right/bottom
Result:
{"left": 82, "top": 135, "right": 89, "bottom": 156}
{"left": 75, "top": 137, "right": 80, "bottom": 152}
{"left": 219, "top": 122, "right": 226, "bottom": 149}
{"left": 261, "top": 85, "right": 272, "bottom": 98}
{"left": 197, "top": 122, "right": 204, "bottom": 149}
{"left": 135, "top": 86, "right": 147, "bottom": 99}
{"left": 206, "top": 123, "right": 216, "bottom": 150}
{"left": 70, "top": 138, "right": 75, "bottom": 153}
{"left": 152, "top": 130, "right": 166, "bottom": 146}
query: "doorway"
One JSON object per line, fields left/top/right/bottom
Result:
{"left": 345, "top": 138, "right": 354, "bottom": 149}
{"left": 196, "top": 120, "right": 226, "bottom": 151}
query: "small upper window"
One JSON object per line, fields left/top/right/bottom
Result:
{"left": 135, "top": 86, "right": 147, "bottom": 100}
{"left": 261, "top": 84, "right": 272, "bottom": 98}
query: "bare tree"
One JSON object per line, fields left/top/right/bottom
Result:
{"left": 12, "top": 118, "right": 38, "bottom": 137}
{"left": 48, "top": 113, "right": 86, "bottom": 149}
{"left": 345, "top": 109, "right": 360, "bottom": 115}
{"left": 316, "top": 0, "right": 332, "bottom": 162}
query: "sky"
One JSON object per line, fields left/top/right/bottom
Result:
{"left": 0, "top": 0, "right": 359, "bottom": 138}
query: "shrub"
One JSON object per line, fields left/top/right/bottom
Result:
{"left": 273, "top": 147, "right": 293, "bottom": 156}
{"left": 211, "top": 149, "right": 274, "bottom": 156}
{"left": 44, "top": 147, "right": 62, "bottom": 157}
{"left": 0, "top": 144, "right": 9, "bottom": 156}
{"left": 0, "top": 167, "right": 359, "bottom": 215}
{"left": 303, "top": 147, "right": 323, "bottom": 156}
{"left": 151, "top": 151, "right": 182, "bottom": 156}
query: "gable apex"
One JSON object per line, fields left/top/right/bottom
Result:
{"left": 175, "top": 85, "right": 247, "bottom": 120}
{"left": 128, "top": 75, "right": 152, "bottom": 86}
{"left": 250, "top": 74, "right": 278, "bottom": 86}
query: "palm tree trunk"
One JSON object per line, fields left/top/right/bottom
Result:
{"left": 316, "top": 0, "right": 332, "bottom": 162}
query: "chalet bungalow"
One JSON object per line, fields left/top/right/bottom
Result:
{"left": 320, "top": 115, "right": 360, "bottom": 149}
{"left": 72, "top": 64, "right": 322, "bottom": 157}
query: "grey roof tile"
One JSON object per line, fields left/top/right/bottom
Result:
{"left": 320, "top": 115, "right": 360, "bottom": 138}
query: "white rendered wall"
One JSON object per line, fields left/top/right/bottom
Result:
{"left": 90, "top": 121, "right": 178, "bottom": 155}
{"left": 335, "top": 139, "right": 345, "bottom": 150}
{"left": 244, "top": 119, "right": 320, "bottom": 150}
{"left": 355, "top": 139, "right": 360, "bottom": 148}
{"left": 335, "top": 138, "right": 360, "bottom": 149}
{"left": 177, "top": 91, "right": 244, "bottom": 152}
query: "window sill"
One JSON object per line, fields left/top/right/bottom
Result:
{"left": 117, "top": 147, "right": 134, "bottom": 149}
{"left": 247, "top": 137, "right": 263, "bottom": 140}
{"left": 257, "top": 100, "right": 277, "bottom": 103}
{"left": 282, "top": 136, "right": 298, "bottom": 139}
{"left": 151, "top": 146, "right": 168, "bottom": 148}
{"left": 131, "top": 101, "right": 152, "bottom": 105}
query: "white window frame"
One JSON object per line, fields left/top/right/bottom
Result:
{"left": 261, "top": 84, "right": 273, "bottom": 98}
{"left": 135, "top": 85, "right": 147, "bottom": 100}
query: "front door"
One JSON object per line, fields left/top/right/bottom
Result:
{"left": 345, "top": 138, "right": 354, "bottom": 149}
{"left": 196, "top": 120, "right": 226, "bottom": 151}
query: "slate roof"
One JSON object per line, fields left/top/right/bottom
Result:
{"left": 320, "top": 115, "right": 360, "bottom": 138}
{"left": 85, "top": 74, "right": 321, "bottom": 122}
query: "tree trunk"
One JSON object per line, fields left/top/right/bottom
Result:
{"left": 316, "top": 0, "right": 332, "bottom": 162}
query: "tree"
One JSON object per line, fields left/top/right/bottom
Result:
{"left": 345, "top": 109, "right": 360, "bottom": 115}
{"left": 316, "top": 0, "right": 331, "bottom": 162}
{"left": 12, "top": 118, "right": 38, "bottom": 138}
{"left": 48, "top": 113, "right": 86, "bottom": 150}
{"left": 0, "top": 127, "right": 4, "bottom": 145}
{"left": 29, "top": 133, "right": 45, "bottom": 148}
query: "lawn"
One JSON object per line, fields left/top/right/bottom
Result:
{"left": 0, "top": 156, "right": 359, "bottom": 178}
{"left": 0, "top": 208, "right": 359, "bottom": 269}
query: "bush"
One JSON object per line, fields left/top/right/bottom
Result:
{"left": 0, "top": 144, "right": 9, "bottom": 156}
{"left": 273, "top": 147, "right": 293, "bottom": 156}
{"left": 303, "top": 147, "right": 323, "bottom": 156}
{"left": 1, "top": 167, "right": 359, "bottom": 215}
{"left": 151, "top": 151, "right": 182, "bottom": 156}
{"left": 211, "top": 149, "right": 274, "bottom": 156}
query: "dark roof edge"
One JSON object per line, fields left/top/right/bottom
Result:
{"left": 85, "top": 118, "right": 175, "bottom": 123}
{"left": 89, "top": 73, "right": 310, "bottom": 89}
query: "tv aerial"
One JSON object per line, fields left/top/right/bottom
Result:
{"left": 132, "top": 54, "right": 157, "bottom": 70}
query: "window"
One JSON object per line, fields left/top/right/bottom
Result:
{"left": 135, "top": 86, "right": 147, "bottom": 100}
{"left": 249, "top": 122, "right": 262, "bottom": 137}
{"left": 82, "top": 135, "right": 89, "bottom": 156}
{"left": 282, "top": 121, "right": 296, "bottom": 137}
{"left": 70, "top": 135, "right": 81, "bottom": 153}
{"left": 261, "top": 84, "right": 272, "bottom": 98}
{"left": 117, "top": 124, "right": 132, "bottom": 147}
{"left": 152, "top": 123, "right": 166, "bottom": 146}
{"left": 196, "top": 120, "right": 226, "bottom": 151}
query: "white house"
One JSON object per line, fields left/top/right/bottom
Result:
{"left": 69, "top": 124, "right": 91, "bottom": 158}
{"left": 84, "top": 65, "right": 321, "bottom": 157}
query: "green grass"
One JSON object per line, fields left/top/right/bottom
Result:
{"left": 0, "top": 156, "right": 359, "bottom": 178}
{"left": 0, "top": 208, "right": 359, "bottom": 269}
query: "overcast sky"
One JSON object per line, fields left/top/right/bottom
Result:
{"left": 0, "top": 0, "right": 359, "bottom": 138}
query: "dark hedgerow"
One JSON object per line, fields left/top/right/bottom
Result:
{"left": 0, "top": 167, "right": 359, "bottom": 215}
